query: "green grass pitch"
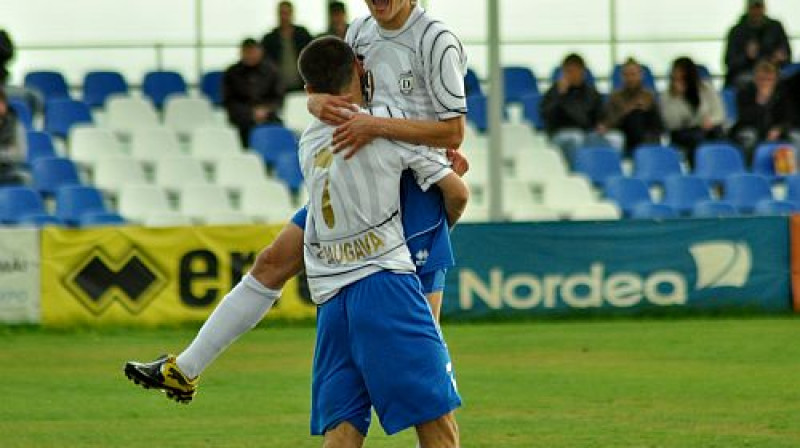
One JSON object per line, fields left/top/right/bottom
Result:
{"left": 1, "top": 318, "right": 799, "bottom": 447}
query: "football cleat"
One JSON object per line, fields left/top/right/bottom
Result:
{"left": 124, "top": 354, "right": 198, "bottom": 404}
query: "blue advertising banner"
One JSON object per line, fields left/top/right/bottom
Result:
{"left": 443, "top": 217, "right": 791, "bottom": 319}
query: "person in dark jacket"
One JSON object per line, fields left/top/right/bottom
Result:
{"left": 0, "top": 89, "right": 27, "bottom": 185}
{"left": 223, "top": 39, "right": 285, "bottom": 146}
{"left": 731, "top": 61, "right": 794, "bottom": 163}
{"left": 0, "top": 29, "right": 14, "bottom": 86}
{"left": 320, "top": 2, "right": 349, "bottom": 39}
{"left": 724, "top": 0, "right": 791, "bottom": 88}
{"left": 261, "top": 1, "right": 313, "bottom": 92}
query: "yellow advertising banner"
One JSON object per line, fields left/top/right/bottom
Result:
{"left": 41, "top": 225, "right": 315, "bottom": 327}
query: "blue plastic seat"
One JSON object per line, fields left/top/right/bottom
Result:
{"left": 79, "top": 211, "right": 126, "bottom": 227}
{"left": 662, "top": 174, "right": 712, "bottom": 215}
{"left": 754, "top": 199, "right": 798, "bottom": 215}
{"left": 82, "top": 71, "right": 128, "bottom": 108}
{"left": 633, "top": 145, "right": 683, "bottom": 185}
{"left": 25, "top": 131, "right": 57, "bottom": 165}
{"left": 503, "top": 66, "right": 538, "bottom": 104}
{"left": 722, "top": 87, "right": 738, "bottom": 123}
{"left": 200, "top": 70, "right": 224, "bottom": 106}
{"left": 275, "top": 151, "right": 304, "bottom": 192}
{"left": 16, "top": 214, "right": 63, "bottom": 227}
{"left": 551, "top": 66, "right": 596, "bottom": 87}
{"left": 249, "top": 125, "right": 298, "bottom": 167}
{"left": 142, "top": 71, "right": 187, "bottom": 108}
{"left": 695, "top": 64, "right": 712, "bottom": 81}
{"left": 722, "top": 173, "right": 773, "bottom": 214}
{"left": 520, "top": 92, "right": 544, "bottom": 130}
{"left": 780, "top": 62, "right": 800, "bottom": 78}
{"left": 0, "top": 186, "right": 48, "bottom": 223}
{"left": 692, "top": 200, "right": 738, "bottom": 218}
{"left": 464, "top": 68, "right": 481, "bottom": 97}
{"left": 32, "top": 157, "right": 81, "bottom": 196}
{"left": 55, "top": 185, "right": 108, "bottom": 226}
{"left": 604, "top": 176, "right": 651, "bottom": 217}
{"left": 24, "top": 71, "right": 70, "bottom": 101}
{"left": 611, "top": 63, "right": 656, "bottom": 91}
{"left": 466, "top": 94, "right": 488, "bottom": 132}
{"left": 785, "top": 175, "right": 800, "bottom": 203}
{"left": 751, "top": 142, "right": 797, "bottom": 180}
{"left": 693, "top": 142, "right": 745, "bottom": 185}
{"left": 44, "top": 99, "right": 93, "bottom": 138}
{"left": 8, "top": 99, "right": 33, "bottom": 131}
{"left": 574, "top": 147, "right": 623, "bottom": 187}
{"left": 630, "top": 202, "right": 678, "bottom": 219}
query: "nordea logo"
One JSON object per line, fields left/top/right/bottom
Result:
{"left": 689, "top": 241, "right": 752, "bottom": 289}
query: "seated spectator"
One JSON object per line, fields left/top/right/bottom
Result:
{"left": 321, "top": 1, "right": 348, "bottom": 39}
{"left": 0, "top": 89, "right": 27, "bottom": 185}
{"left": 782, "top": 71, "right": 800, "bottom": 147}
{"left": 730, "top": 61, "right": 793, "bottom": 162}
{"left": 222, "top": 38, "right": 285, "bottom": 146}
{"left": 724, "top": 0, "right": 791, "bottom": 89}
{"left": 0, "top": 29, "right": 12, "bottom": 86}
{"left": 261, "top": 1, "right": 313, "bottom": 92}
{"left": 660, "top": 57, "right": 725, "bottom": 165}
{"left": 0, "top": 28, "right": 43, "bottom": 115}
{"left": 602, "top": 58, "right": 662, "bottom": 157}
{"left": 541, "top": 53, "right": 622, "bottom": 165}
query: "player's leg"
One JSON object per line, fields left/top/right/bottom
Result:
{"left": 322, "top": 422, "right": 365, "bottom": 448}
{"left": 419, "top": 269, "right": 447, "bottom": 322}
{"left": 415, "top": 412, "right": 459, "bottom": 448}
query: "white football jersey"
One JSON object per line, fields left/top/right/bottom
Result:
{"left": 299, "top": 105, "right": 454, "bottom": 304}
{"left": 346, "top": 4, "right": 468, "bottom": 121}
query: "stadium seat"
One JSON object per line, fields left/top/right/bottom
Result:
{"left": 117, "top": 184, "right": 172, "bottom": 223}
{"left": 203, "top": 211, "right": 252, "bottom": 225}
{"left": 515, "top": 148, "right": 568, "bottom": 183}
{"left": 239, "top": 181, "right": 295, "bottom": 223}
{"left": 662, "top": 174, "right": 712, "bottom": 215}
{"left": 32, "top": 157, "right": 81, "bottom": 196}
{"left": 543, "top": 175, "right": 597, "bottom": 217}
{"left": 163, "top": 95, "right": 217, "bottom": 138}
{"left": 611, "top": 63, "right": 656, "bottom": 91}
{"left": 275, "top": 151, "right": 304, "bottom": 192}
{"left": 16, "top": 213, "right": 63, "bottom": 227}
{"left": 501, "top": 179, "right": 539, "bottom": 220}
{"left": 24, "top": 71, "right": 70, "bottom": 101}
{"left": 44, "top": 99, "right": 93, "bottom": 138}
{"left": 249, "top": 125, "right": 298, "bottom": 167}
{"left": 0, "top": 186, "right": 49, "bottom": 223}
{"left": 142, "top": 70, "right": 187, "bottom": 109}
{"left": 200, "top": 70, "right": 224, "bottom": 106}
{"left": 8, "top": 99, "right": 33, "bottom": 131}
{"left": 93, "top": 156, "right": 148, "bottom": 196}
{"left": 785, "top": 175, "right": 800, "bottom": 203}
{"left": 722, "top": 173, "right": 772, "bottom": 214}
{"left": 69, "top": 127, "right": 127, "bottom": 166}
{"left": 693, "top": 143, "right": 745, "bottom": 185}
{"left": 214, "top": 153, "right": 269, "bottom": 192}
{"left": 751, "top": 142, "right": 797, "bottom": 180}
{"left": 722, "top": 87, "right": 738, "bottom": 123}
{"left": 630, "top": 202, "right": 678, "bottom": 219}
{"left": 633, "top": 144, "right": 683, "bottom": 185}
{"left": 178, "top": 183, "right": 236, "bottom": 223}
{"left": 78, "top": 211, "right": 126, "bottom": 227}
{"left": 283, "top": 91, "right": 314, "bottom": 133}
{"left": 466, "top": 94, "right": 488, "bottom": 132}
{"left": 520, "top": 92, "right": 544, "bottom": 130}
{"left": 465, "top": 68, "right": 481, "bottom": 96}
{"left": 130, "top": 127, "right": 184, "bottom": 164}
{"left": 105, "top": 96, "right": 160, "bottom": 137}
{"left": 143, "top": 211, "right": 192, "bottom": 227}
{"left": 692, "top": 200, "right": 738, "bottom": 218}
{"left": 189, "top": 127, "right": 242, "bottom": 165}
{"left": 551, "top": 66, "right": 596, "bottom": 86}
{"left": 503, "top": 66, "right": 538, "bottom": 104}
{"left": 570, "top": 202, "right": 621, "bottom": 221}
{"left": 573, "top": 146, "right": 623, "bottom": 187}
{"left": 603, "top": 176, "right": 651, "bottom": 217}
{"left": 82, "top": 71, "right": 128, "bottom": 108}
{"left": 754, "top": 199, "right": 798, "bottom": 215}
{"left": 25, "top": 131, "right": 57, "bottom": 165}
{"left": 55, "top": 185, "right": 108, "bottom": 226}
{"left": 501, "top": 123, "right": 537, "bottom": 160}
{"left": 155, "top": 156, "right": 209, "bottom": 192}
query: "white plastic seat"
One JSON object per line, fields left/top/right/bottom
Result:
{"left": 189, "top": 127, "right": 243, "bottom": 164}
{"left": 143, "top": 211, "right": 193, "bottom": 227}
{"left": 515, "top": 148, "right": 568, "bottom": 183}
{"left": 570, "top": 202, "right": 622, "bottom": 221}
{"left": 154, "top": 156, "right": 209, "bottom": 192}
{"left": 92, "top": 156, "right": 148, "bottom": 195}
{"left": 214, "top": 153, "right": 269, "bottom": 190}
{"left": 460, "top": 201, "right": 489, "bottom": 223}
{"left": 501, "top": 123, "right": 537, "bottom": 160}
{"left": 130, "top": 127, "right": 184, "bottom": 164}
{"left": 117, "top": 184, "right": 172, "bottom": 223}
{"left": 164, "top": 95, "right": 217, "bottom": 139}
{"left": 179, "top": 183, "right": 237, "bottom": 223}
{"left": 203, "top": 211, "right": 253, "bottom": 225}
{"left": 69, "top": 126, "right": 127, "bottom": 166}
{"left": 283, "top": 91, "right": 314, "bottom": 133}
{"left": 239, "top": 181, "right": 295, "bottom": 223}
{"left": 105, "top": 96, "right": 159, "bottom": 137}
{"left": 543, "top": 175, "right": 598, "bottom": 217}
{"left": 501, "top": 178, "right": 540, "bottom": 219}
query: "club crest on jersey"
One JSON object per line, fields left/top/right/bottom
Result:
{"left": 398, "top": 71, "right": 415, "bottom": 95}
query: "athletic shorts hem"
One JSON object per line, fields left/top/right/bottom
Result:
{"left": 311, "top": 414, "right": 370, "bottom": 437}
{"left": 382, "top": 399, "right": 462, "bottom": 436}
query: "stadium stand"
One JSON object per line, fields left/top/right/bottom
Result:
{"left": 543, "top": 175, "right": 598, "bottom": 218}
{"left": 78, "top": 211, "right": 125, "bottom": 227}
{"left": 54, "top": 185, "right": 109, "bottom": 226}
{"left": 282, "top": 91, "right": 314, "bottom": 134}
{"left": 520, "top": 92, "right": 544, "bottom": 130}
{"left": 611, "top": 63, "right": 656, "bottom": 91}
{"left": 751, "top": 142, "right": 797, "bottom": 180}
{"left": 189, "top": 126, "right": 243, "bottom": 167}
{"left": 82, "top": 71, "right": 128, "bottom": 108}
{"left": 632, "top": 145, "right": 683, "bottom": 186}
{"left": 722, "top": 173, "right": 773, "bottom": 214}
{"left": 551, "top": 65, "right": 596, "bottom": 86}
{"left": 8, "top": 98, "right": 33, "bottom": 131}
{"left": 573, "top": 146, "right": 623, "bottom": 187}
{"left": 503, "top": 66, "right": 539, "bottom": 104}
{"left": 163, "top": 95, "right": 217, "bottom": 139}
{"left": 68, "top": 126, "right": 127, "bottom": 167}
{"left": 238, "top": 181, "right": 295, "bottom": 223}
{"left": 178, "top": 183, "right": 237, "bottom": 224}
{"left": 214, "top": 153, "right": 270, "bottom": 193}
{"left": 105, "top": 96, "right": 160, "bottom": 137}
{"left": 154, "top": 156, "right": 209, "bottom": 193}
{"left": 31, "top": 157, "right": 82, "bottom": 196}
{"left": 44, "top": 99, "right": 93, "bottom": 139}
{"left": 25, "top": 131, "right": 57, "bottom": 165}
{"left": 692, "top": 200, "right": 738, "bottom": 217}
{"left": 662, "top": 174, "right": 713, "bottom": 215}
{"left": 24, "top": 71, "right": 70, "bottom": 101}
{"left": 117, "top": 184, "right": 173, "bottom": 223}
{"left": 464, "top": 68, "right": 481, "bottom": 96}
{"left": 571, "top": 202, "right": 622, "bottom": 221}
{"left": 142, "top": 70, "right": 187, "bottom": 109}
{"left": 274, "top": 151, "right": 304, "bottom": 193}
{"left": 200, "top": 70, "right": 224, "bottom": 106}
{"left": 249, "top": 125, "right": 298, "bottom": 167}
{"left": 630, "top": 202, "right": 678, "bottom": 219}
{"left": 0, "top": 186, "right": 51, "bottom": 224}
{"left": 130, "top": 127, "right": 184, "bottom": 165}
{"left": 693, "top": 142, "right": 746, "bottom": 185}
{"left": 603, "top": 176, "right": 652, "bottom": 217}
{"left": 92, "top": 156, "right": 148, "bottom": 197}
{"left": 754, "top": 199, "right": 798, "bottom": 215}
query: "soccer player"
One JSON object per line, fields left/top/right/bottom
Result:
{"left": 124, "top": 0, "right": 467, "bottom": 404}
{"left": 299, "top": 36, "right": 466, "bottom": 448}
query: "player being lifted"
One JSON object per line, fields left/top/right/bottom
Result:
{"left": 125, "top": 0, "right": 468, "bottom": 407}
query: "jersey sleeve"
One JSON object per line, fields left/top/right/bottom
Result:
{"left": 395, "top": 141, "right": 453, "bottom": 192}
{"left": 421, "top": 23, "right": 468, "bottom": 121}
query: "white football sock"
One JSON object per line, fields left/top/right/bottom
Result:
{"left": 176, "top": 273, "right": 279, "bottom": 379}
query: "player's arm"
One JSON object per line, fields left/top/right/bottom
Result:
{"left": 400, "top": 141, "right": 469, "bottom": 226}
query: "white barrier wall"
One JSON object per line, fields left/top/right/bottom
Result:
{"left": 0, "top": 228, "right": 40, "bottom": 324}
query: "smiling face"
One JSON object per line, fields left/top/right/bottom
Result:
{"left": 365, "top": 0, "right": 412, "bottom": 30}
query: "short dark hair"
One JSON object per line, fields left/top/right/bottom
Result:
{"left": 563, "top": 53, "right": 585, "bottom": 69}
{"left": 241, "top": 38, "right": 259, "bottom": 49}
{"left": 279, "top": 1, "right": 293, "bottom": 11}
{"left": 298, "top": 36, "right": 356, "bottom": 94}
{"left": 329, "top": 1, "right": 346, "bottom": 14}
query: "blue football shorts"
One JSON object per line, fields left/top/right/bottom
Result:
{"left": 310, "top": 270, "right": 461, "bottom": 436}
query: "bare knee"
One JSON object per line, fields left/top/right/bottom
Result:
{"left": 416, "top": 412, "right": 459, "bottom": 448}
{"left": 323, "top": 422, "right": 364, "bottom": 448}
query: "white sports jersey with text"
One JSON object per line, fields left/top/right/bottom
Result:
{"left": 299, "top": 106, "right": 453, "bottom": 304}
{"left": 346, "top": 5, "right": 467, "bottom": 121}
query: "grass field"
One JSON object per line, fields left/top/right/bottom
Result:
{"left": 1, "top": 318, "right": 799, "bottom": 447}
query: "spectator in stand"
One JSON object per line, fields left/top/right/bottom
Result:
{"left": 782, "top": 70, "right": 800, "bottom": 147}
{"left": 320, "top": 1, "right": 348, "bottom": 39}
{"left": 222, "top": 38, "right": 285, "bottom": 146}
{"left": 602, "top": 58, "right": 662, "bottom": 157}
{"left": 730, "top": 61, "right": 793, "bottom": 163}
{"left": 261, "top": 1, "right": 313, "bottom": 92}
{"left": 0, "top": 29, "right": 13, "bottom": 86}
{"left": 724, "top": 0, "right": 791, "bottom": 89}
{"left": 541, "top": 53, "right": 622, "bottom": 166}
{"left": 660, "top": 57, "right": 725, "bottom": 166}
{"left": 0, "top": 28, "right": 43, "bottom": 115}
{"left": 0, "top": 89, "right": 27, "bottom": 185}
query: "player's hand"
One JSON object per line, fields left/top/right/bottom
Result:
{"left": 332, "top": 114, "right": 379, "bottom": 159}
{"left": 447, "top": 149, "right": 469, "bottom": 177}
{"left": 308, "top": 93, "right": 359, "bottom": 126}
